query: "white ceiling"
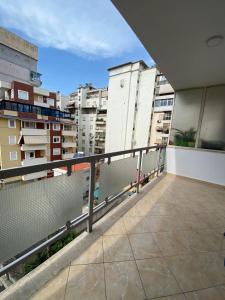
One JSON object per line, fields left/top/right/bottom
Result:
{"left": 112, "top": 0, "right": 225, "bottom": 90}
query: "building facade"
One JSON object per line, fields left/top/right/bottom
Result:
{"left": 149, "top": 73, "right": 174, "bottom": 146}
{"left": 67, "top": 84, "right": 108, "bottom": 155}
{"left": 0, "top": 27, "right": 41, "bottom": 87}
{"left": 105, "top": 61, "right": 155, "bottom": 154}
{"left": 0, "top": 29, "right": 76, "bottom": 182}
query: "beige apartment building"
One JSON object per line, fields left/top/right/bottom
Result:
{"left": 0, "top": 28, "right": 76, "bottom": 182}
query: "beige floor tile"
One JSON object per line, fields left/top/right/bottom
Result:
{"left": 71, "top": 236, "right": 103, "bottom": 265}
{"left": 166, "top": 252, "right": 225, "bottom": 292}
{"left": 154, "top": 294, "right": 186, "bottom": 300}
{"left": 153, "top": 231, "right": 193, "bottom": 256}
{"left": 129, "top": 233, "right": 162, "bottom": 259}
{"left": 185, "top": 285, "right": 225, "bottom": 300}
{"left": 65, "top": 264, "right": 105, "bottom": 300}
{"left": 197, "top": 213, "right": 225, "bottom": 229}
{"left": 136, "top": 258, "right": 182, "bottom": 299}
{"left": 103, "top": 235, "right": 134, "bottom": 262}
{"left": 123, "top": 216, "right": 150, "bottom": 234}
{"left": 103, "top": 219, "right": 127, "bottom": 236}
{"left": 153, "top": 229, "right": 222, "bottom": 257}
{"left": 146, "top": 215, "right": 183, "bottom": 232}
{"left": 30, "top": 267, "right": 69, "bottom": 300}
{"left": 104, "top": 261, "right": 145, "bottom": 300}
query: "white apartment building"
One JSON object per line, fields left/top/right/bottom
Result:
{"left": 105, "top": 62, "right": 174, "bottom": 153}
{"left": 105, "top": 61, "right": 157, "bottom": 153}
{"left": 67, "top": 84, "right": 108, "bottom": 155}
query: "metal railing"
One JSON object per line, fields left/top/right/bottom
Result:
{"left": 0, "top": 145, "right": 166, "bottom": 277}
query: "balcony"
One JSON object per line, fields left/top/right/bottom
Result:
{"left": 21, "top": 128, "right": 47, "bottom": 136}
{"left": 0, "top": 152, "right": 225, "bottom": 299}
{"left": 21, "top": 157, "right": 47, "bottom": 167}
{"left": 0, "top": 100, "right": 73, "bottom": 120}
{"left": 21, "top": 144, "right": 47, "bottom": 151}
{"left": 62, "top": 142, "right": 76, "bottom": 148}
{"left": 62, "top": 130, "right": 76, "bottom": 137}
{"left": 157, "top": 83, "right": 174, "bottom": 95}
{"left": 62, "top": 153, "right": 74, "bottom": 159}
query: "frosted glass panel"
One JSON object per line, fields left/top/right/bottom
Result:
{"left": 99, "top": 156, "right": 138, "bottom": 202}
{"left": 170, "top": 89, "right": 202, "bottom": 147}
{"left": 142, "top": 150, "right": 159, "bottom": 174}
{"left": 199, "top": 86, "right": 225, "bottom": 150}
{"left": 159, "top": 148, "right": 166, "bottom": 167}
{"left": 0, "top": 171, "right": 83, "bottom": 263}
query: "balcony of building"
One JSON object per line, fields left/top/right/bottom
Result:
{"left": 21, "top": 128, "right": 47, "bottom": 136}
{"left": 62, "top": 152, "right": 74, "bottom": 160}
{"left": 0, "top": 155, "right": 225, "bottom": 299}
{"left": 96, "top": 117, "right": 106, "bottom": 125}
{"left": 0, "top": 100, "right": 73, "bottom": 120}
{"left": 62, "top": 142, "right": 76, "bottom": 148}
{"left": 62, "top": 130, "right": 76, "bottom": 137}
{"left": 21, "top": 157, "right": 47, "bottom": 167}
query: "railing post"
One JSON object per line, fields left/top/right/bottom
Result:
{"left": 87, "top": 160, "right": 95, "bottom": 233}
{"left": 157, "top": 147, "right": 162, "bottom": 176}
{"left": 137, "top": 150, "right": 142, "bottom": 193}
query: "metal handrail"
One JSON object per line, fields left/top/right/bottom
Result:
{"left": 0, "top": 144, "right": 166, "bottom": 277}
{"left": 0, "top": 145, "right": 164, "bottom": 179}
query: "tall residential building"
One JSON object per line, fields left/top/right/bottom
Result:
{"left": 149, "top": 72, "right": 174, "bottom": 146}
{"left": 0, "top": 29, "right": 76, "bottom": 182}
{"left": 105, "top": 61, "right": 156, "bottom": 153}
{"left": 0, "top": 27, "right": 41, "bottom": 86}
{"left": 67, "top": 84, "right": 108, "bottom": 155}
{"left": 105, "top": 61, "right": 174, "bottom": 153}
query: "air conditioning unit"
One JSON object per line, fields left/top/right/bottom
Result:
{"left": 157, "top": 120, "right": 161, "bottom": 123}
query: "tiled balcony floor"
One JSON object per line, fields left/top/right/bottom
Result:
{"left": 2, "top": 174, "right": 225, "bottom": 300}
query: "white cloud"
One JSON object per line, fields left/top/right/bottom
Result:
{"left": 0, "top": 0, "right": 139, "bottom": 58}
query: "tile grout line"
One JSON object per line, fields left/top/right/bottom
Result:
{"left": 63, "top": 266, "right": 71, "bottom": 300}
{"left": 126, "top": 232, "right": 148, "bottom": 300}
{"left": 102, "top": 234, "right": 108, "bottom": 300}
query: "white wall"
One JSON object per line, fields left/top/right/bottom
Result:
{"left": 105, "top": 68, "right": 137, "bottom": 152}
{"left": 134, "top": 68, "right": 156, "bottom": 148}
{"left": 166, "top": 146, "right": 225, "bottom": 186}
{"left": 105, "top": 63, "right": 156, "bottom": 153}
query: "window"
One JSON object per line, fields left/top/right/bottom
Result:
{"left": 168, "top": 99, "right": 173, "bottom": 106}
{"left": 53, "top": 124, "right": 60, "bottom": 131}
{"left": 53, "top": 148, "right": 61, "bottom": 155}
{"left": 8, "top": 119, "right": 16, "bottom": 128}
{"left": 22, "top": 121, "right": 36, "bottom": 129}
{"left": 90, "top": 125, "right": 93, "bottom": 130}
{"left": 46, "top": 123, "right": 50, "bottom": 130}
{"left": 47, "top": 98, "right": 55, "bottom": 106}
{"left": 18, "top": 90, "right": 29, "bottom": 100}
{"left": 53, "top": 136, "right": 61, "bottom": 143}
{"left": 9, "top": 136, "right": 16, "bottom": 145}
{"left": 25, "top": 151, "right": 35, "bottom": 159}
{"left": 163, "top": 112, "right": 172, "bottom": 120}
{"left": 82, "top": 140, "right": 85, "bottom": 144}
{"left": 162, "top": 137, "right": 168, "bottom": 145}
{"left": 171, "top": 89, "right": 202, "bottom": 147}
{"left": 154, "top": 98, "right": 174, "bottom": 107}
{"left": 10, "top": 151, "right": 17, "bottom": 160}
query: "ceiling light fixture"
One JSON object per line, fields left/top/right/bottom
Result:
{"left": 206, "top": 35, "right": 224, "bottom": 47}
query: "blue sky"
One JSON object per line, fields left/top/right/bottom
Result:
{"left": 0, "top": 0, "right": 153, "bottom": 95}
